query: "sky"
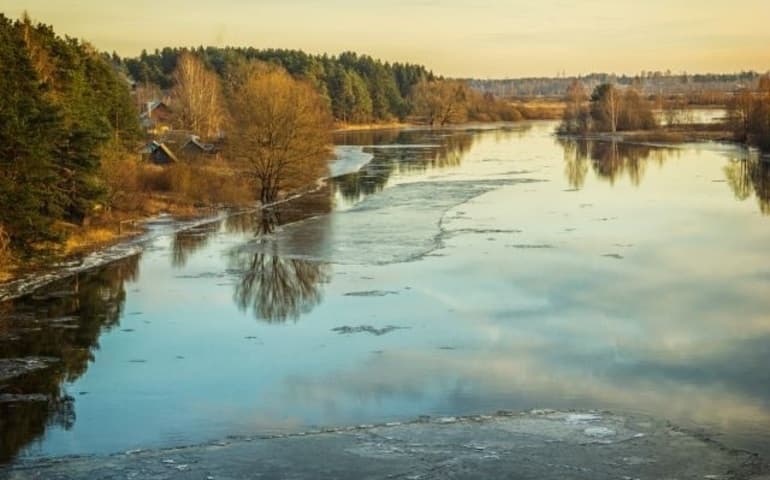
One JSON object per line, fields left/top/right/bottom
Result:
{"left": 3, "top": 0, "right": 769, "bottom": 78}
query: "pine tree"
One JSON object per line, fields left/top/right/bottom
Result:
{"left": 0, "top": 14, "right": 65, "bottom": 249}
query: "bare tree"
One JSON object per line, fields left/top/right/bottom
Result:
{"left": 728, "top": 88, "right": 755, "bottom": 141}
{"left": 561, "top": 80, "right": 589, "bottom": 133}
{"left": 171, "top": 52, "right": 226, "bottom": 138}
{"left": 227, "top": 65, "right": 332, "bottom": 205}
{"left": 411, "top": 80, "right": 469, "bottom": 127}
{"left": 590, "top": 83, "right": 621, "bottom": 133}
{"left": 605, "top": 85, "right": 620, "bottom": 133}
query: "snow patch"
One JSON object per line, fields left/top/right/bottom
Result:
{"left": 565, "top": 413, "right": 602, "bottom": 424}
{"left": 329, "top": 146, "right": 374, "bottom": 177}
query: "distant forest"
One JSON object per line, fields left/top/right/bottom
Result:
{"left": 467, "top": 72, "right": 763, "bottom": 100}
{"left": 118, "top": 47, "right": 435, "bottom": 123}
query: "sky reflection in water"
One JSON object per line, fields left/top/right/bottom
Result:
{"left": 1, "top": 120, "right": 770, "bottom": 463}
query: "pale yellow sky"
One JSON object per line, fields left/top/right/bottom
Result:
{"left": 3, "top": 0, "right": 769, "bottom": 77}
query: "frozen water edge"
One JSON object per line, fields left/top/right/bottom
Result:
{"left": 2, "top": 410, "right": 765, "bottom": 479}
{"left": 0, "top": 212, "right": 231, "bottom": 303}
{"left": 329, "top": 146, "right": 375, "bottom": 177}
{"left": 234, "top": 178, "right": 544, "bottom": 266}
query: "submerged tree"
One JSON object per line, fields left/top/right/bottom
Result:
{"left": 227, "top": 64, "right": 332, "bottom": 204}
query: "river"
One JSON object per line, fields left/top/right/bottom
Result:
{"left": 1, "top": 120, "right": 769, "bottom": 465}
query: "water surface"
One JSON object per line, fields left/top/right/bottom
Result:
{"left": 1, "top": 121, "right": 770, "bottom": 464}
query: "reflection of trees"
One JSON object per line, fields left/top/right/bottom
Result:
{"left": 171, "top": 221, "right": 222, "bottom": 268}
{"left": 229, "top": 187, "right": 332, "bottom": 324}
{"left": 231, "top": 248, "right": 330, "bottom": 323}
{"left": 332, "top": 128, "right": 484, "bottom": 203}
{"left": 724, "top": 156, "right": 770, "bottom": 214}
{"left": 0, "top": 254, "right": 140, "bottom": 463}
{"left": 223, "top": 211, "right": 260, "bottom": 235}
{"left": 229, "top": 211, "right": 329, "bottom": 323}
{"left": 561, "top": 139, "right": 590, "bottom": 189}
{"left": 558, "top": 138, "right": 671, "bottom": 188}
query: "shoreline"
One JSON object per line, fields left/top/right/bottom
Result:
{"left": 0, "top": 176, "right": 332, "bottom": 303}
{"left": 0, "top": 210, "right": 231, "bottom": 303}
{"left": 555, "top": 127, "right": 740, "bottom": 148}
{"left": 333, "top": 121, "right": 414, "bottom": 133}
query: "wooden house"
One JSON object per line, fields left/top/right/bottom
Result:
{"left": 140, "top": 101, "right": 173, "bottom": 134}
{"left": 141, "top": 141, "right": 179, "bottom": 165}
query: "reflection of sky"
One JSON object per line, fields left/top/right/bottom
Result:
{"left": 19, "top": 121, "right": 770, "bottom": 460}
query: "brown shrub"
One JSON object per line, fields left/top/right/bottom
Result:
{"left": 0, "top": 224, "right": 11, "bottom": 271}
{"left": 138, "top": 165, "right": 174, "bottom": 192}
{"left": 136, "top": 161, "right": 254, "bottom": 207}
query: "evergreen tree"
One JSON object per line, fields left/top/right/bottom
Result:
{"left": 0, "top": 14, "right": 65, "bottom": 249}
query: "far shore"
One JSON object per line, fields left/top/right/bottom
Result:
{"left": 333, "top": 121, "right": 413, "bottom": 133}
{"left": 557, "top": 126, "right": 737, "bottom": 147}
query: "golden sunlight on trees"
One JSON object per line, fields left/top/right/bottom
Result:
{"left": 171, "top": 52, "right": 226, "bottom": 138}
{"left": 227, "top": 65, "right": 332, "bottom": 205}
{"left": 592, "top": 83, "right": 621, "bottom": 133}
{"left": 727, "top": 75, "right": 770, "bottom": 151}
{"left": 562, "top": 79, "right": 590, "bottom": 133}
{"left": 411, "top": 80, "right": 469, "bottom": 127}
{"left": 560, "top": 82, "right": 656, "bottom": 134}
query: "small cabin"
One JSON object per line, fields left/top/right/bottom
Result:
{"left": 179, "top": 135, "right": 217, "bottom": 159}
{"left": 141, "top": 141, "right": 179, "bottom": 165}
{"left": 140, "top": 101, "right": 173, "bottom": 134}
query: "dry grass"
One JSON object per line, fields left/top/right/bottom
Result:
{"left": 511, "top": 98, "right": 566, "bottom": 120}
{"left": 621, "top": 128, "right": 733, "bottom": 144}
{"left": 63, "top": 227, "right": 118, "bottom": 256}
{"left": 333, "top": 121, "right": 412, "bottom": 132}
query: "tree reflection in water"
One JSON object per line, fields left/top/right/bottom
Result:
{"left": 0, "top": 254, "right": 141, "bottom": 463}
{"left": 332, "top": 129, "right": 477, "bottom": 203}
{"left": 171, "top": 221, "right": 223, "bottom": 268}
{"left": 559, "top": 138, "right": 672, "bottom": 188}
{"left": 228, "top": 180, "right": 333, "bottom": 324}
{"left": 724, "top": 155, "right": 770, "bottom": 215}
{"left": 230, "top": 210, "right": 330, "bottom": 323}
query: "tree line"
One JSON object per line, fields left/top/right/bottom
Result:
{"left": 0, "top": 13, "right": 140, "bottom": 260}
{"left": 120, "top": 47, "right": 523, "bottom": 125}
{"left": 469, "top": 71, "right": 762, "bottom": 99}
{"left": 121, "top": 47, "right": 435, "bottom": 123}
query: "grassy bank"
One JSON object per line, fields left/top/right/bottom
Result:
{"left": 562, "top": 122, "right": 734, "bottom": 145}
{"left": 333, "top": 121, "right": 413, "bottom": 132}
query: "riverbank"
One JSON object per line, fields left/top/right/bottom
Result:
{"left": 558, "top": 122, "right": 737, "bottom": 147}
{"left": 0, "top": 207, "right": 228, "bottom": 303}
{"left": 333, "top": 121, "right": 413, "bottom": 132}
{"left": 1, "top": 410, "right": 765, "bottom": 479}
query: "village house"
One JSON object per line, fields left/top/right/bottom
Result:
{"left": 141, "top": 141, "right": 178, "bottom": 165}
{"left": 140, "top": 101, "right": 173, "bottom": 135}
{"left": 140, "top": 132, "right": 219, "bottom": 165}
